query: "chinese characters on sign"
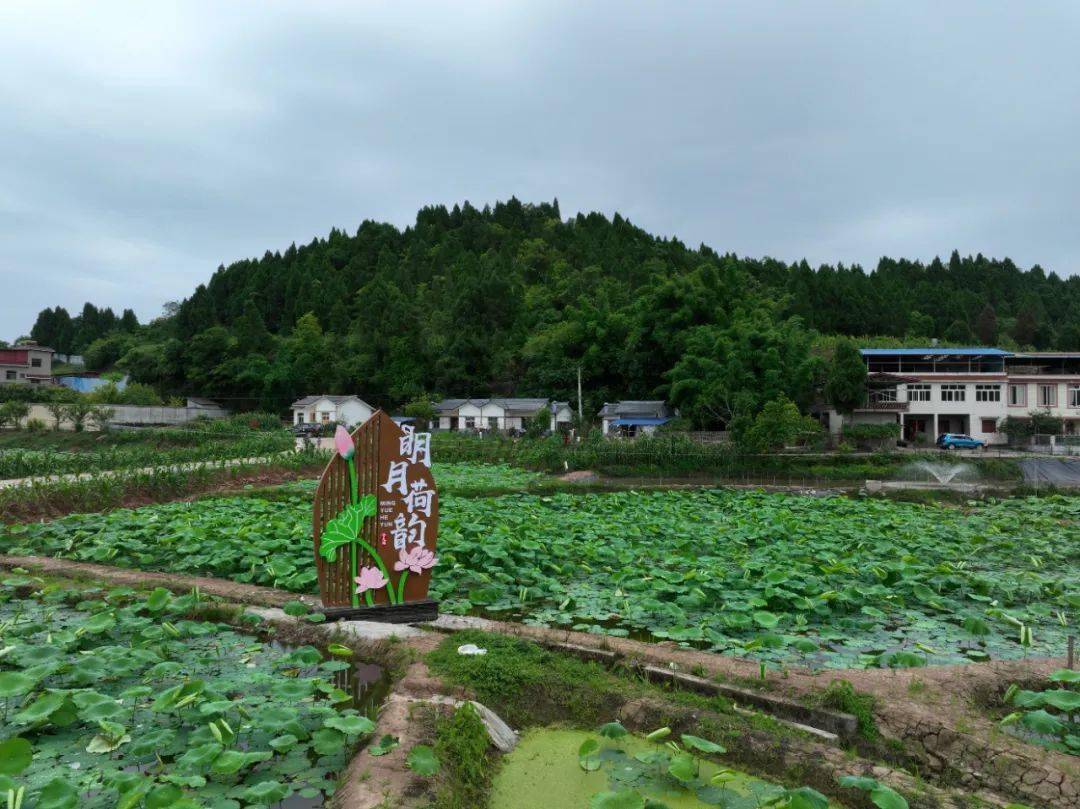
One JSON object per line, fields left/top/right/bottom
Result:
{"left": 381, "top": 425, "right": 435, "bottom": 551}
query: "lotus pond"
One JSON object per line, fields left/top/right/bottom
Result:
{"left": 3, "top": 487, "right": 1078, "bottom": 668}
{"left": 492, "top": 727, "right": 813, "bottom": 809}
{"left": 0, "top": 575, "right": 381, "bottom": 808}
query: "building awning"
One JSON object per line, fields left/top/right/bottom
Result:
{"left": 610, "top": 417, "right": 672, "bottom": 427}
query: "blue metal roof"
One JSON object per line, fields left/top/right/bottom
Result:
{"left": 610, "top": 417, "right": 672, "bottom": 426}
{"left": 860, "top": 348, "right": 1011, "bottom": 357}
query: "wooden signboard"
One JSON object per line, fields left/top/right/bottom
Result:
{"left": 312, "top": 410, "right": 438, "bottom": 622}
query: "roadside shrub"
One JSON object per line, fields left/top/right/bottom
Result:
{"left": 842, "top": 422, "right": 900, "bottom": 451}
{"left": 1000, "top": 410, "right": 1062, "bottom": 445}
{"left": 842, "top": 423, "right": 900, "bottom": 441}
{"left": 0, "top": 385, "right": 77, "bottom": 404}
{"left": 738, "top": 397, "right": 823, "bottom": 453}
{"left": 0, "top": 400, "right": 30, "bottom": 429}
{"left": 24, "top": 417, "right": 47, "bottom": 434}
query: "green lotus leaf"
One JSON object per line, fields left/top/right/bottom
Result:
{"left": 35, "top": 777, "right": 79, "bottom": 809}
{"left": 268, "top": 733, "right": 299, "bottom": 752}
{"left": 368, "top": 734, "right": 399, "bottom": 756}
{"left": 1021, "top": 709, "right": 1066, "bottom": 736}
{"left": 867, "top": 785, "right": 909, "bottom": 809}
{"left": 598, "top": 721, "right": 628, "bottom": 739}
{"left": 578, "top": 737, "right": 601, "bottom": 771}
{"left": 312, "top": 728, "right": 346, "bottom": 756}
{"left": 406, "top": 744, "right": 440, "bottom": 776}
{"left": 668, "top": 752, "right": 696, "bottom": 782}
{"left": 175, "top": 742, "right": 224, "bottom": 772}
{"left": 0, "top": 671, "right": 37, "bottom": 697}
{"left": 680, "top": 733, "right": 725, "bottom": 754}
{"left": 14, "top": 692, "right": 68, "bottom": 724}
{"left": 752, "top": 611, "right": 779, "bottom": 628}
{"left": 242, "top": 780, "right": 289, "bottom": 805}
{"left": 784, "top": 786, "right": 831, "bottom": 809}
{"left": 324, "top": 714, "right": 376, "bottom": 736}
{"left": 144, "top": 587, "right": 171, "bottom": 612}
{"left": 589, "top": 792, "right": 645, "bottom": 809}
{"left": 145, "top": 784, "right": 183, "bottom": 809}
{"left": 211, "top": 749, "right": 272, "bottom": 775}
{"left": 0, "top": 738, "right": 32, "bottom": 775}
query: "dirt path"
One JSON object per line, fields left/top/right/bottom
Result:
{"left": 0, "top": 554, "right": 320, "bottom": 608}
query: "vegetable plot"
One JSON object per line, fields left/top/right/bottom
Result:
{"left": 3, "top": 489, "right": 1077, "bottom": 668}
{"left": 0, "top": 432, "right": 294, "bottom": 479}
{"left": 0, "top": 576, "right": 376, "bottom": 807}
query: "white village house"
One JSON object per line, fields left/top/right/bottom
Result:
{"left": 820, "top": 347, "right": 1080, "bottom": 445}
{"left": 291, "top": 395, "right": 375, "bottom": 427}
{"left": 433, "top": 398, "right": 574, "bottom": 433}
{"left": 598, "top": 401, "right": 676, "bottom": 437}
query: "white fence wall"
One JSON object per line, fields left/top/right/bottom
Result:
{"left": 24, "top": 403, "right": 228, "bottom": 430}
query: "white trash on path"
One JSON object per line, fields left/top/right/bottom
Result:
{"left": 457, "top": 643, "right": 487, "bottom": 656}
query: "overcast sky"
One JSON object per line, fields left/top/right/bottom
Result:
{"left": 3, "top": 2, "right": 1079, "bottom": 339}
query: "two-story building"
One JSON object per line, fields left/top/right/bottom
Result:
{"left": 0, "top": 341, "right": 54, "bottom": 385}
{"left": 433, "top": 398, "right": 574, "bottom": 433}
{"left": 291, "top": 395, "right": 375, "bottom": 427}
{"left": 821, "top": 347, "right": 1080, "bottom": 445}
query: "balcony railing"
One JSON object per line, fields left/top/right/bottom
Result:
{"left": 858, "top": 389, "right": 908, "bottom": 411}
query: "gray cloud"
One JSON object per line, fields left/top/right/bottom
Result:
{"left": 2, "top": 1, "right": 1079, "bottom": 337}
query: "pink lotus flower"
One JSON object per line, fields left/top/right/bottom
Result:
{"left": 394, "top": 545, "right": 438, "bottom": 575}
{"left": 334, "top": 425, "right": 355, "bottom": 459}
{"left": 354, "top": 566, "right": 388, "bottom": 594}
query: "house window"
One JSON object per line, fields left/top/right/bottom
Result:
{"left": 975, "top": 384, "right": 1001, "bottom": 403}
{"left": 296, "top": 413, "right": 304, "bottom": 424}
{"left": 981, "top": 418, "right": 998, "bottom": 433}
{"left": 4, "top": 371, "right": 13, "bottom": 380}
{"left": 940, "top": 384, "right": 966, "bottom": 402}
{"left": 464, "top": 417, "right": 476, "bottom": 429}
{"left": 1069, "top": 385, "right": 1080, "bottom": 408}
{"left": 31, "top": 358, "right": 42, "bottom": 368}
{"left": 320, "top": 412, "right": 331, "bottom": 423}
{"left": 1008, "top": 384, "right": 1027, "bottom": 407}
{"left": 907, "top": 384, "right": 930, "bottom": 402}
{"left": 488, "top": 417, "right": 499, "bottom": 429}
{"left": 1038, "top": 384, "right": 1057, "bottom": 407}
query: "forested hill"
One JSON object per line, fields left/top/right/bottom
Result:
{"left": 26, "top": 198, "right": 1080, "bottom": 424}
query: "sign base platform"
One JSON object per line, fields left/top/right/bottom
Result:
{"left": 320, "top": 599, "right": 439, "bottom": 624}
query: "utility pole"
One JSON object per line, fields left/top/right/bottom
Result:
{"left": 577, "top": 366, "right": 583, "bottom": 423}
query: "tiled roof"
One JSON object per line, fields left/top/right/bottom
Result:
{"left": 291, "top": 394, "right": 371, "bottom": 408}
{"left": 598, "top": 400, "right": 671, "bottom": 417}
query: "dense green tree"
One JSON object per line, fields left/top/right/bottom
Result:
{"left": 975, "top": 304, "right": 997, "bottom": 345}
{"left": 943, "top": 319, "right": 974, "bottom": 344}
{"left": 824, "top": 339, "right": 867, "bottom": 420}
{"left": 667, "top": 312, "right": 814, "bottom": 429}
{"left": 22, "top": 199, "right": 1080, "bottom": 420}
